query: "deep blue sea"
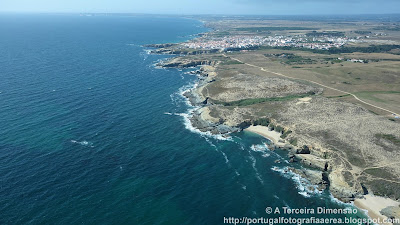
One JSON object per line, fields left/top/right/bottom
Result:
{"left": 0, "top": 14, "right": 368, "bottom": 224}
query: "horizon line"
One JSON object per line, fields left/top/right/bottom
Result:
{"left": 1, "top": 11, "right": 400, "bottom": 17}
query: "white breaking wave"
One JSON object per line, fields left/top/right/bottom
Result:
{"left": 250, "top": 143, "right": 284, "bottom": 159}
{"left": 203, "top": 136, "right": 218, "bottom": 149}
{"left": 144, "top": 49, "right": 152, "bottom": 55}
{"left": 271, "top": 166, "right": 322, "bottom": 198}
{"left": 152, "top": 59, "right": 166, "bottom": 69}
{"left": 248, "top": 152, "right": 264, "bottom": 185}
{"left": 329, "top": 193, "right": 354, "bottom": 207}
{"left": 203, "top": 135, "right": 231, "bottom": 167}
{"left": 177, "top": 110, "right": 232, "bottom": 141}
{"left": 71, "top": 140, "right": 94, "bottom": 148}
{"left": 262, "top": 153, "right": 270, "bottom": 158}
{"left": 250, "top": 143, "right": 269, "bottom": 152}
{"left": 163, "top": 71, "right": 234, "bottom": 141}
{"left": 220, "top": 151, "right": 229, "bottom": 164}
{"left": 169, "top": 82, "right": 197, "bottom": 107}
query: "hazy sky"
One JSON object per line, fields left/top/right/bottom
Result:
{"left": 1, "top": 0, "right": 400, "bottom": 15}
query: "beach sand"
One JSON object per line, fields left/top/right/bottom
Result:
{"left": 245, "top": 125, "right": 284, "bottom": 146}
{"left": 199, "top": 107, "right": 220, "bottom": 123}
{"left": 246, "top": 126, "right": 400, "bottom": 225}
{"left": 354, "top": 195, "right": 400, "bottom": 225}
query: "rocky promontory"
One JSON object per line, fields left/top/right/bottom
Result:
{"left": 157, "top": 58, "right": 216, "bottom": 68}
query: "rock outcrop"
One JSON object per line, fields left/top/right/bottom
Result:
{"left": 296, "top": 145, "right": 311, "bottom": 154}
{"left": 158, "top": 58, "right": 216, "bottom": 68}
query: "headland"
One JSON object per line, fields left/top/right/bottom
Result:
{"left": 147, "top": 15, "right": 400, "bottom": 223}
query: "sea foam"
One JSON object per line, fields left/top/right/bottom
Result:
{"left": 71, "top": 140, "right": 94, "bottom": 148}
{"left": 271, "top": 166, "right": 322, "bottom": 198}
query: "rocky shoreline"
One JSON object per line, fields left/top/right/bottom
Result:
{"left": 144, "top": 43, "right": 221, "bottom": 55}
{"left": 157, "top": 56, "right": 334, "bottom": 195}
{"left": 150, "top": 40, "right": 400, "bottom": 223}
{"left": 162, "top": 60, "right": 240, "bottom": 135}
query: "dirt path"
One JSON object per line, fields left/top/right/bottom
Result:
{"left": 222, "top": 54, "right": 400, "bottom": 185}
{"left": 223, "top": 54, "right": 399, "bottom": 116}
{"left": 223, "top": 54, "right": 398, "bottom": 167}
{"left": 363, "top": 162, "right": 400, "bottom": 170}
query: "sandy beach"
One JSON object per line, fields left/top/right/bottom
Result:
{"left": 246, "top": 124, "right": 400, "bottom": 225}
{"left": 245, "top": 125, "right": 284, "bottom": 146}
{"left": 354, "top": 195, "right": 400, "bottom": 225}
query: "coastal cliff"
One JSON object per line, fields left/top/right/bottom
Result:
{"left": 157, "top": 55, "right": 400, "bottom": 201}
{"left": 151, "top": 28, "right": 400, "bottom": 223}
{"left": 145, "top": 43, "right": 221, "bottom": 55}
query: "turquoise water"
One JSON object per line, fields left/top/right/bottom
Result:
{"left": 0, "top": 14, "right": 366, "bottom": 224}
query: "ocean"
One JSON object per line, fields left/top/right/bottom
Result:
{"left": 0, "top": 14, "right": 367, "bottom": 224}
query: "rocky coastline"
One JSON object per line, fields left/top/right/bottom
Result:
{"left": 157, "top": 59, "right": 239, "bottom": 135}
{"left": 157, "top": 56, "right": 336, "bottom": 197}
{"left": 149, "top": 37, "right": 400, "bottom": 223}
{"left": 145, "top": 43, "right": 221, "bottom": 55}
